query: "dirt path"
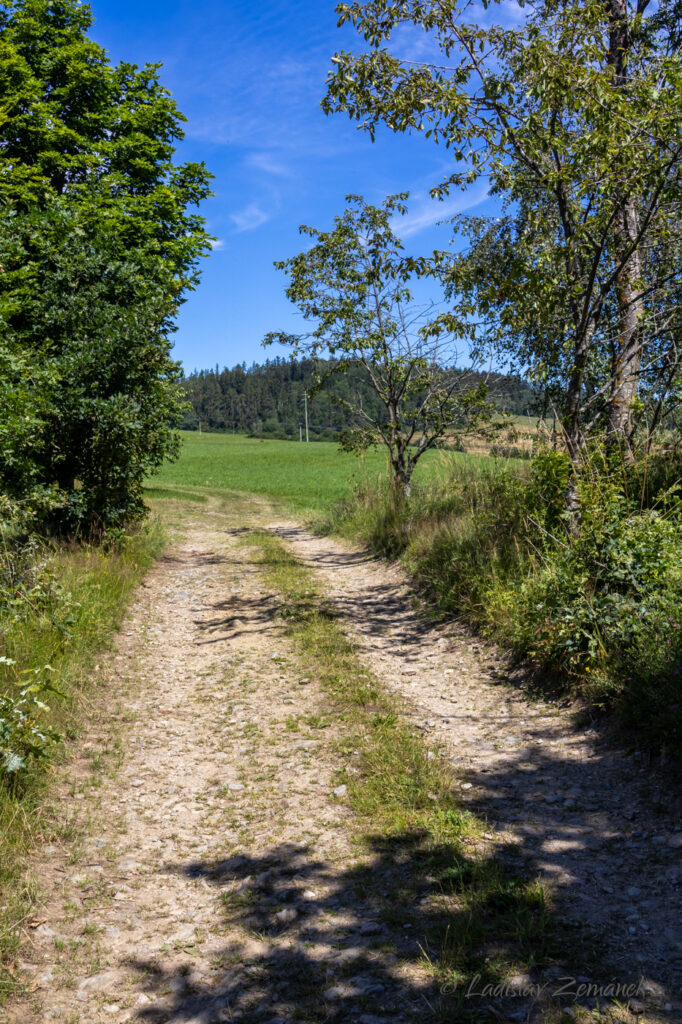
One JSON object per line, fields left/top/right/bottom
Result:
{"left": 4, "top": 498, "right": 681, "bottom": 1024}
{"left": 273, "top": 522, "right": 682, "bottom": 1013}
{"left": 3, "top": 499, "right": 449, "bottom": 1024}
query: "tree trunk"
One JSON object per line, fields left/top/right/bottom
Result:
{"left": 387, "top": 402, "right": 411, "bottom": 499}
{"left": 391, "top": 456, "right": 411, "bottom": 500}
{"left": 563, "top": 322, "right": 594, "bottom": 464}
{"left": 562, "top": 321, "right": 596, "bottom": 525}
{"left": 607, "top": 0, "right": 644, "bottom": 451}
{"left": 608, "top": 196, "right": 644, "bottom": 448}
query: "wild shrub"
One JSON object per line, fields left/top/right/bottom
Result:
{"left": 508, "top": 465, "right": 682, "bottom": 747}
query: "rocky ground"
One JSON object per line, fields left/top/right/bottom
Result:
{"left": 2, "top": 495, "right": 680, "bottom": 1024}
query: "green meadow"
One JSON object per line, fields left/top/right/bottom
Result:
{"left": 148, "top": 431, "right": 493, "bottom": 513}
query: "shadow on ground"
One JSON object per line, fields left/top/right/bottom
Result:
{"left": 266, "top": 525, "right": 682, "bottom": 1004}
{"left": 128, "top": 830, "right": 593, "bottom": 1024}
{"left": 194, "top": 591, "right": 280, "bottom": 645}
{"left": 125, "top": 806, "right": 675, "bottom": 1024}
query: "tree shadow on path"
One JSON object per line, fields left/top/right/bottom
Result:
{"left": 126, "top": 823, "right": 656, "bottom": 1024}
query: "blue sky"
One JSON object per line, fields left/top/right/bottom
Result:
{"left": 90, "top": 0, "right": 496, "bottom": 373}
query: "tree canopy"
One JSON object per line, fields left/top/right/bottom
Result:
{"left": 266, "top": 194, "right": 494, "bottom": 494}
{"left": 179, "top": 357, "right": 535, "bottom": 439}
{"left": 0, "top": 0, "right": 212, "bottom": 533}
{"left": 324, "top": 0, "right": 682, "bottom": 464}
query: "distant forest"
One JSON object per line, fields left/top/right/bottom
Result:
{"left": 180, "top": 358, "right": 538, "bottom": 441}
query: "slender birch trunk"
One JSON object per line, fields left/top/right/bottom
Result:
{"left": 607, "top": 0, "right": 644, "bottom": 450}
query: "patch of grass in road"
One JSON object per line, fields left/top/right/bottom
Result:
{"left": 242, "top": 529, "right": 589, "bottom": 1020}
{"left": 0, "top": 520, "right": 165, "bottom": 1000}
{"left": 152, "top": 431, "right": 494, "bottom": 514}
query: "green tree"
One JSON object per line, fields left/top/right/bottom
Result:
{"left": 266, "top": 194, "right": 492, "bottom": 496}
{"left": 0, "top": 0, "right": 212, "bottom": 532}
{"left": 324, "top": 0, "right": 682, "bottom": 469}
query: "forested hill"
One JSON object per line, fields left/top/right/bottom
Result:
{"left": 180, "top": 358, "right": 537, "bottom": 440}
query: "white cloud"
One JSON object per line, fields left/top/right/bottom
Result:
{"left": 395, "top": 185, "right": 489, "bottom": 238}
{"left": 210, "top": 238, "right": 225, "bottom": 250}
{"left": 245, "top": 151, "right": 292, "bottom": 177}
{"left": 229, "top": 203, "right": 270, "bottom": 233}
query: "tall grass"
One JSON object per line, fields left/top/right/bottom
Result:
{"left": 0, "top": 520, "right": 164, "bottom": 997}
{"left": 324, "top": 456, "right": 533, "bottom": 618}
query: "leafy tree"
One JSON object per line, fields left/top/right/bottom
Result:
{"left": 0, "top": 336, "right": 57, "bottom": 520}
{"left": 266, "top": 195, "right": 492, "bottom": 496}
{"left": 324, "top": 0, "right": 682, "bottom": 468}
{"left": 0, "top": 0, "right": 212, "bottom": 532}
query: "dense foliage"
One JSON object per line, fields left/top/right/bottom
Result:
{"left": 0, "top": 0, "right": 211, "bottom": 534}
{"left": 180, "top": 359, "right": 536, "bottom": 440}
{"left": 0, "top": 0, "right": 210, "bottom": 800}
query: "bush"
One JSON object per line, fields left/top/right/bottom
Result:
{"left": 326, "top": 446, "right": 682, "bottom": 750}
{"left": 0, "top": 499, "right": 59, "bottom": 625}
{"left": 506, "top": 467, "right": 682, "bottom": 747}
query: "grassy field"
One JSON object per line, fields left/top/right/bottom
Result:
{"left": 148, "top": 431, "right": 495, "bottom": 513}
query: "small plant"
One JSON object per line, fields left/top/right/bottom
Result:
{"left": 0, "top": 658, "right": 63, "bottom": 780}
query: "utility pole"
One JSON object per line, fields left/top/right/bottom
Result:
{"left": 304, "top": 390, "right": 309, "bottom": 443}
{"left": 198, "top": 417, "right": 201, "bottom": 435}
{"left": 299, "top": 423, "right": 303, "bottom": 442}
